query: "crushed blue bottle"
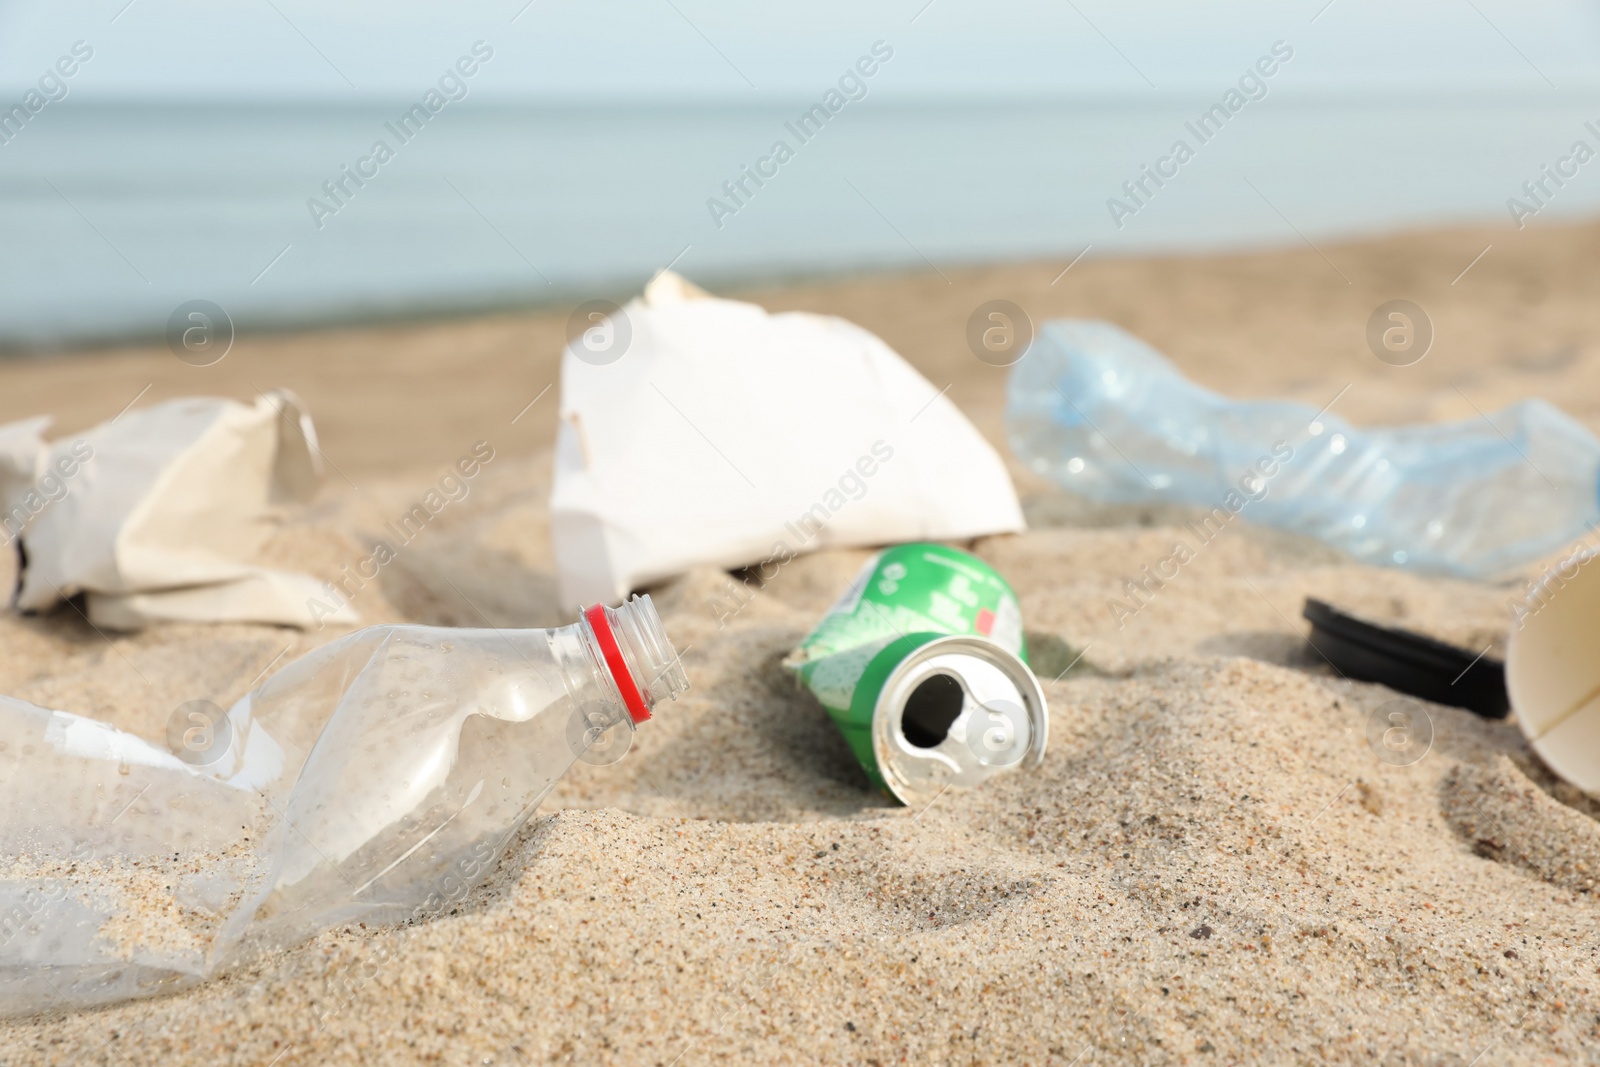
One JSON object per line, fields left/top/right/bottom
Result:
{"left": 1006, "top": 320, "right": 1600, "bottom": 580}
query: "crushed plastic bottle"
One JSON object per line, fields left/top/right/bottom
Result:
{"left": 0, "top": 595, "right": 686, "bottom": 1015}
{"left": 1007, "top": 320, "right": 1600, "bottom": 580}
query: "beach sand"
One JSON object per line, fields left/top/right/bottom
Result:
{"left": 2, "top": 220, "right": 1600, "bottom": 1063}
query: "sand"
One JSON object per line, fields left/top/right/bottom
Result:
{"left": 3, "top": 220, "right": 1600, "bottom": 1063}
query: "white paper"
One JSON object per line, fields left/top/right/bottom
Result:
{"left": 550, "top": 272, "right": 1025, "bottom": 607}
{"left": 0, "top": 416, "right": 52, "bottom": 534}
{"left": 12, "top": 390, "right": 358, "bottom": 630}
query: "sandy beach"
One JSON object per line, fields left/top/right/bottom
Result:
{"left": 2, "top": 219, "right": 1600, "bottom": 1064}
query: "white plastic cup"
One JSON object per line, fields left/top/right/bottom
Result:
{"left": 1507, "top": 548, "right": 1600, "bottom": 790}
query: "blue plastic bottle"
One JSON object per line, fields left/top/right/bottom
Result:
{"left": 1006, "top": 320, "right": 1600, "bottom": 580}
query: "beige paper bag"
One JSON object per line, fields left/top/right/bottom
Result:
{"left": 13, "top": 390, "right": 357, "bottom": 630}
{"left": 0, "top": 416, "right": 51, "bottom": 538}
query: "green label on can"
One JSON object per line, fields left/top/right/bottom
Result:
{"left": 790, "top": 543, "right": 1027, "bottom": 667}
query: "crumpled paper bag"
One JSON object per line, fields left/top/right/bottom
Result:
{"left": 550, "top": 271, "right": 1025, "bottom": 608}
{"left": 10, "top": 390, "right": 358, "bottom": 630}
{"left": 0, "top": 416, "right": 52, "bottom": 527}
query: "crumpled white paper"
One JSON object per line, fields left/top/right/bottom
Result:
{"left": 7, "top": 390, "right": 358, "bottom": 630}
{"left": 550, "top": 272, "right": 1025, "bottom": 608}
{"left": 0, "top": 417, "right": 51, "bottom": 515}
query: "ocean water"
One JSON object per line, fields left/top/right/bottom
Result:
{"left": 2, "top": 96, "right": 1598, "bottom": 349}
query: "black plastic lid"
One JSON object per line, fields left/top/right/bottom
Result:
{"left": 1301, "top": 598, "right": 1509, "bottom": 719}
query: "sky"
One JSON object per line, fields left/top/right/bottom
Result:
{"left": 2, "top": 0, "right": 1599, "bottom": 102}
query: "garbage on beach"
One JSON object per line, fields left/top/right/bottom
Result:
{"left": 0, "top": 595, "right": 685, "bottom": 1015}
{"left": 1006, "top": 319, "right": 1600, "bottom": 580}
{"left": 550, "top": 271, "right": 1025, "bottom": 609}
{"left": 784, "top": 543, "right": 1047, "bottom": 806}
{"left": 0, "top": 416, "right": 52, "bottom": 518}
{"left": 6, "top": 390, "right": 358, "bottom": 630}
{"left": 1301, "top": 597, "right": 1508, "bottom": 719}
{"left": 1303, "top": 566, "right": 1600, "bottom": 794}
{"left": 1507, "top": 549, "right": 1600, "bottom": 791}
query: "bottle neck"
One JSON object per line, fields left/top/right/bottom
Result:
{"left": 554, "top": 594, "right": 689, "bottom": 732}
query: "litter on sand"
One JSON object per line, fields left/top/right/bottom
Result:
{"left": 7, "top": 390, "right": 358, "bottom": 631}
{"left": 551, "top": 271, "right": 1025, "bottom": 608}
{"left": 1008, "top": 319, "right": 1600, "bottom": 579}
{"left": 0, "top": 595, "right": 685, "bottom": 1015}
{"left": 1508, "top": 549, "right": 1600, "bottom": 791}
{"left": 785, "top": 543, "right": 1047, "bottom": 807}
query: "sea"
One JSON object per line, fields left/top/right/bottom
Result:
{"left": 3, "top": 94, "right": 1599, "bottom": 350}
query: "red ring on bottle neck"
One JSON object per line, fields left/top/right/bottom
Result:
{"left": 584, "top": 604, "right": 650, "bottom": 724}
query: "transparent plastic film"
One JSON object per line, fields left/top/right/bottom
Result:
{"left": 1007, "top": 320, "right": 1600, "bottom": 579}
{"left": 0, "top": 594, "right": 685, "bottom": 1015}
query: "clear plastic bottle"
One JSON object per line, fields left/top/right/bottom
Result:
{"left": 0, "top": 595, "right": 686, "bottom": 1014}
{"left": 1006, "top": 320, "right": 1600, "bottom": 580}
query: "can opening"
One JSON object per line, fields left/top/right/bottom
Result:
{"left": 901, "top": 673, "right": 964, "bottom": 748}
